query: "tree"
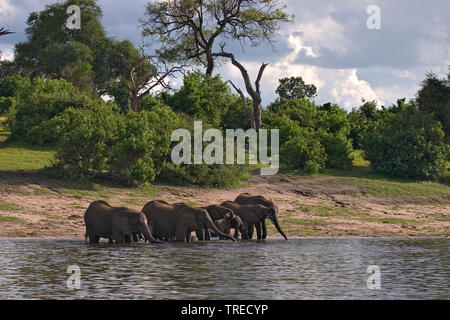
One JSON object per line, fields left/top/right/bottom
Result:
{"left": 14, "top": 0, "right": 113, "bottom": 93}
{"left": 416, "top": 71, "right": 450, "bottom": 140}
{"left": 111, "top": 41, "right": 184, "bottom": 112}
{"left": 362, "top": 100, "right": 449, "bottom": 180}
{"left": 141, "top": 0, "right": 292, "bottom": 76}
{"left": 225, "top": 55, "right": 267, "bottom": 131}
{"left": 276, "top": 76, "right": 317, "bottom": 100}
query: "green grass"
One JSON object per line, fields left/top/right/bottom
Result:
{"left": 0, "top": 139, "right": 55, "bottom": 171}
{"left": 0, "top": 213, "right": 26, "bottom": 223}
{"left": 0, "top": 199, "right": 20, "bottom": 211}
{"left": 30, "top": 211, "right": 58, "bottom": 219}
{"left": 356, "top": 216, "right": 422, "bottom": 224}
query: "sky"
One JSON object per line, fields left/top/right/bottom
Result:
{"left": 0, "top": 0, "right": 449, "bottom": 110}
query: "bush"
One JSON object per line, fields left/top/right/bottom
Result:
{"left": 267, "top": 98, "right": 354, "bottom": 172}
{"left": 109, "top": 106, "right": 178, "bottom": 185}
{"left": 52, "top": 102, "right": 178, "bottom": 185}
{"left": 158, "top": 162, "right": 249, "bottom": 188}
{"left": 7, "top": 77, "right": 99, "bottom": 145}
{"left": 51, "top": 101, "right": 120, "bottom": 179}
{"left": 362, "top": 102, "right": 449, "bottom": 180}
{"left": 282, "top": 127, "right": 326, "bottom": 174}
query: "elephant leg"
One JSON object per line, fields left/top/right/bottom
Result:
{"left": 175, "top": 227, "right": 188, "bottom": 242}
{"left": 89, "top": 235, "right": 100, "bottom": 244}
{"left": 196, "top": 230, "right": 204, "bottom": 241}
{"left": 185, "top": 231, "right": 192, "bottom": 242}
{"left": 132, "top": 233, "right": 139, "bottom": 242}
{"left": 247, "top": 224, "right": 254, "bottom": 240}
{"left": 205, "top": 228, "right": 211, "bottom": 241}
{"left": 233, "top": 228, "right": 239, "bottom": 239}
{"left": 108, "top": 238, "right": 113, "bottom": 244}
{"left": 124, "top": 235, "right": 132, "bottom": 243}
{"left": 261, "top": 220, "right": 267, "bottom": 239}
{"left": 255, "top": 222, "right": 262, "bottom": 240}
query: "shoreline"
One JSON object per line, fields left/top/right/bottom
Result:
{"left": 1, "top": 171, "right": 449, "bottom": 238}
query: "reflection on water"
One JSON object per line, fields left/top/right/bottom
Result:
{"left": 0, "top": 238, "right": 448, "bottom": 299}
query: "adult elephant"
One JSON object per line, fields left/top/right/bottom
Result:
{"left": 142, "top": 201, "right": 236, "bottom": 242}
{"left": 221, "top": 200, "right": 287, "bottom": 241}
{"left": 84, "top": 200, "right": 162, "bottom": 244}
{"left": 234, "top": 193, "right": 286, "bottom": 240}
{"left": 197, "top": 205, "right": 234, "bottom": 240}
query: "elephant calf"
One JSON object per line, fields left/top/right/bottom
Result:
{"left": 213, "top": 215, "right": 248, "bottom": 240}
{"left": 84, "top": 200, "right": 162, "bottom": 244}
{"left": 197, "top": 205, "right": 234, "bottom": 240}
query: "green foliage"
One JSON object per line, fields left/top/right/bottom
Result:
{"left": 51, "top": 101, "right": 120, "bottom": 179}
{"left": 164, "top": 71, "right": 247, "bottom": 128}
{"left": 158, "top": 162, "right": 249, "bottom": 188}
{"left": 362, "top": 100, "right": 449, "bottom": 180}
{"left": 52, "top": 102, "right": 178, "bottom": 185}
{"left": 282, "top": 128, "right": 326, "bottom": 174}
{"left": 142, "top": 0, "right": 293, "bottom": 75}
{"left": 348, "top": 100, "right": 379, "bottom": 149}
{"left": 13, "top": 0, "right": 115, "bottom": 93}
{"left": 267, "top": 98, "right": 354, "bottom": 172}
{"left": 109, "top": 106, "right": 178, "bottom": 185}
{"left": 8, "top": 78, "right": 99, "bottom": 145}
{"left": 416, "top": 71, "right": 450, "bottom": 140}
{"left": 276, "top": 76, "right": 317, "bottom": 100}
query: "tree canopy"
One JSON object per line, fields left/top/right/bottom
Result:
{"left": 141, "top": 0, "right": 293, "bottom": 75}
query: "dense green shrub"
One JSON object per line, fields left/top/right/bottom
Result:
{"left": 51, "top": 101, "right": 120, "bottom": 179}
{"left": 267, "top": 98, "right": 353, "bottom": 172}
{"left": 282, "top": 128, "right": 326, "bottom": 174}
{"left": 163, "top": 71, "right": 246, "bottom": 129}
{"left": 52, "top": 102, "right": 178, "bottom": 185}
{"left": 7, "top": 77, "right": 99, "bottom": 145}
{"left": 109, "top": 106, "right": 178, "bottom": 185}
{"left": 362, "top": 101, "right": 449, "bottom": 180}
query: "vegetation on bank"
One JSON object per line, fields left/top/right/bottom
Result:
{"left": 0, "top": 0, "right": 448, "bottom": 190}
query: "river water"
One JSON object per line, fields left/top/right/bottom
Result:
{"left": 0, "top": 238, "right": 448, "bottom": 300}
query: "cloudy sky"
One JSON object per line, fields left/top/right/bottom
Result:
{"left": 0, "top": 0, "right": 449, "bottom": 110}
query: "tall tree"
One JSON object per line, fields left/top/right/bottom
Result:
{"left": 141, "top": 0, "right": 292, "bottom": 76}
{"left": 111, "top": 41, "right": 184, "bottom": 112}
{"left": 14, "top": 0, "right": 113, "bottom": 93}
{"left": 416, "top": 71, "right": 450, "bottom": 140}
{"left": 276, "top": 76, "right": 317, "bottom": 100}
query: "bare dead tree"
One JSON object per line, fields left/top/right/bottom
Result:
{"left": 217, "top": 48, "right": 268, "bottom": 131}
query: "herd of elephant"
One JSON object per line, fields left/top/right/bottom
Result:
{"left": 84, "top": 193, "right": 288, "bottom": 244}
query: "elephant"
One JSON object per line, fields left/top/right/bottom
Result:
{"left": 196, "top": 205, "right": 235, "bottom": 240}
{"left": 84, "top": 200, "right": 162, "bottom": 244}
{"left": 234, "top": 193, "right": 287, "bottom": 240}
{"left": 142, "top": 201, "right": 236, "bottom": 242}
{"left": 221, "top": 200, "right": 287, "bottom": 240}
{"left": 212, "top": 215, "right": 248, "bottom": 240}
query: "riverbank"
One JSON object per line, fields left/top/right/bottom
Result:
{"left": 1, "top": 128, "right": 449, "bottom": 238}
{"left": 0, "top": 169, "right": 449, "bottom": 238}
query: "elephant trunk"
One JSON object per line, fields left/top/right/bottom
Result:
{"left": 141, "top": 224, "right": 165, "bottom": 244}
{"left": 207, "top": 220, "right": 236, "bottom": 242}
{"left": 272, "top": 214, "right": 288, "bottom": 241}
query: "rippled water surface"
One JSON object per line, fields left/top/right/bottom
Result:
{"left": 0, "top": 238, "right": 448, "bottom": 299}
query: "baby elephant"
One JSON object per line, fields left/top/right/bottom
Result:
{"left": 84, "top": 200, "right": 162, "bottom": 244}
{"left": 213, "top": 215, "right": 248, "bottom": 240}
